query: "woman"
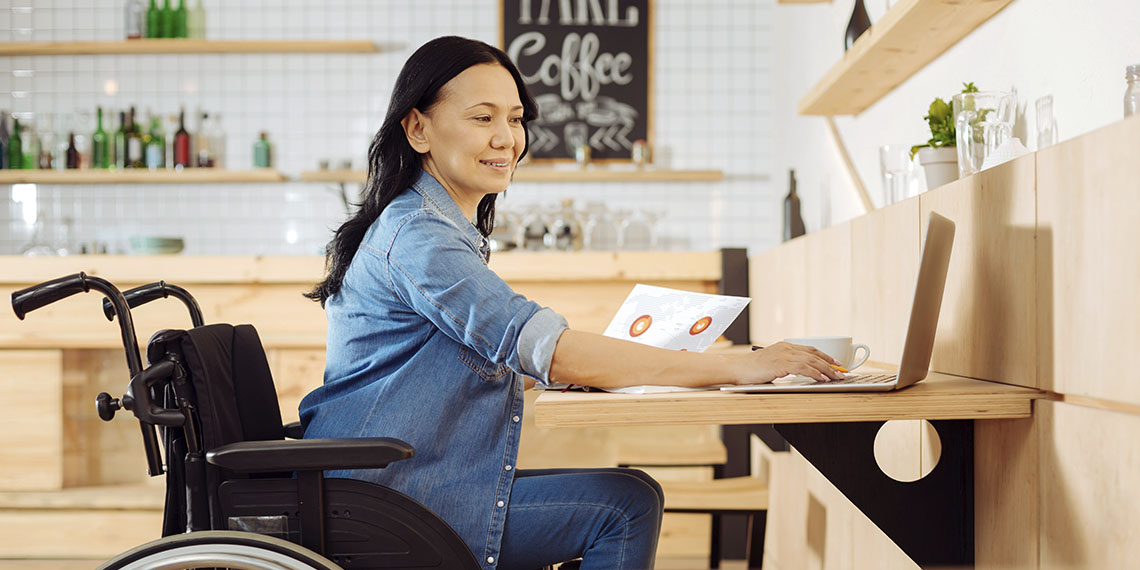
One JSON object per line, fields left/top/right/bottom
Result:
{"left": 300, "top": 36, "right": 841, "bottom": 570}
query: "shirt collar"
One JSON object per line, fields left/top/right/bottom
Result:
{"left": 411, "top": 169, "right": 490, "bottom": 260}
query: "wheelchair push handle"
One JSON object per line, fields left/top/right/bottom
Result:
{"left": 102, "top": 281, "right": 205, "bottom": 327}
{"left": 11, "top": 272, "right": 90, "bottom": 320}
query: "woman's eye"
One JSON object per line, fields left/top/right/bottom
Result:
{"left": 509, "top": 116, "right": 524, "bottom": 125}
{"left": 473, "top": 116, "right": 492, "bottom": 122}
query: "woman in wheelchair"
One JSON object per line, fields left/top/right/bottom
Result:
{"left": 299, "top": 36, "right": 842, "bottom": 570}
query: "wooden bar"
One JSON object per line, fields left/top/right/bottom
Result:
{"left": 0, "top": 39, "right": 385, "bottom": 56}
{"left": 534, "top": 373, "right": 1042, "bottom": 428}
{"left": 798, "top": 0, "right": 1015, "bottom": 116}
{"left": 0, "top": 169, "right": 286, "bottom": 185}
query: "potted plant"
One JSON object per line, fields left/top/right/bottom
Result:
{"left": 911, "top": 82, "right": 978, "bottom": 190}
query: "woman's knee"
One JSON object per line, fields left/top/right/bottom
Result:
{"left": 616, "top": 468, "right": 664, "bottom": 508}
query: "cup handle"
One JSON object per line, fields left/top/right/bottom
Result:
{"left": 850, "top": 344, "right": 870, "bottom": 370}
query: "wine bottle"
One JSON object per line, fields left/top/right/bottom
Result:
{"left": 187, "top": 0, "right": 206, "bottom": 39}
{"left": 174, "top": 108, "right": 191, "bottom": 168}
{"left": 23, "top": 122, "right": 40, "bottom": 170}
{"left": 209, "top": 113, "right": 225, "bottom": 168}
{"left": 114, "top": 111, "right": 127, "bottom": 169}
{"left": 146, "top": 0, "right": 160, "bottom": 38}
{"left": 145, "top": 115, "right": 165, "bottom": 170}
{"left": 783, "top": 169, "right": 806, "bottom": 241}
{"left": 195, "top": 111, "right": 212, "bottom": 167}
{"left": 126, "top": 107, "right": 143, "bottom": 168}
{"left": 160, "top": 0, "right": 174, "bottom": 39}
{"left": 0, "top": 111, "right": 10, "bottom": 170}
{"left": 174, "top": 0, "right": 188, "bottom": 38}
{"left": 125, "top": 0, "right": 145, "bottom": 40}
{"left": 844, "top": 0, "right": 872, "bottom": 52}
{"left": 92, "top": 107, "right": 109, "bottom": 169}
{"left": 66, "top": 133, "right": 80, "bottom": 169}
{"left": 8, "top": 118, "right": 23, "bottom": 170}
{"left": 253, "top": 132, "right": 271, "bottom": 168}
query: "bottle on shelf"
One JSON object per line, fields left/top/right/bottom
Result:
{"left": 146, "top": 0, "right": 160, "bottom": 38}
{"left": 66, "top": 133, "right": 80, "bottom": 169}
{"left": 145, "top": 114, "right": 165, "bottom": 170}
{"left": 8, "top": 118, "right": 22, "bottom": 170}
{"left": 844, "top": 0, "right": 872, "bottom": 52}
{"left": 23, "top": 121, "right": 40, "bottom": 170}
{"left": 160, "top": 0, "right": 174, "bottom": 39}
{"left": 0, "top": 111, "right": 9, "bottom": 170}
{"left": 92, "top": 107, "right": 109, "bottom": 169}
{"left": 174, "top": 108, "right": 192, "bottom": 168}
{"left": 126, "top": 107, "right": 144, "bottom": 168}
{"left": 209, "top": 113, "right": 225, "bottom": 168}
{"left": 126, "top": 0, "right": 145, "bottom": 40}
{"left": 174, "top": 0, "right": 188, "bottom": 39}
{"left": 783, "top": 169, "right": 806, "bottom": 242}
{"left": 253, "top": 132, "right": 272, "bottom": 168}
{"left": 114, "top": 110, "right": 128, "bottom": 169}
{"left": 187, "top": 0, "right": 206, "bottom": 39}
{"left": 1125, "top": 63, "right": 1140, "bottom": 118}
{"left": 195, "top": 111, "right": 213, "bottom": 167}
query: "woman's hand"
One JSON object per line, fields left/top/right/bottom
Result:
{"left": 735, "top": 342, "right": 845, "bottom": 384}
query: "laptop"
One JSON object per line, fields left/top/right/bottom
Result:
{"left": 721, "top": 211, "right": 955, "bottom": 393}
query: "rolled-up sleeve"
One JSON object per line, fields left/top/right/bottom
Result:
{"left": 371, "top": 210, "right": 568, "bottom": 382}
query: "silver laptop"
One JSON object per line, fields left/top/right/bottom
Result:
{"left": 721, "top": 211, "right": 955, "bottom": 393}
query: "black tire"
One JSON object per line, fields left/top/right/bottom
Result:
{"left": 97, "top": 530, "right": 341, "bottom": 570}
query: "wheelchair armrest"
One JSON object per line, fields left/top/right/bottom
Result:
{"left": 206, "top": 437, "right": 414, "bottom": 473}
{"left": 283, "top": 421, "right": 304, "bottom": 439}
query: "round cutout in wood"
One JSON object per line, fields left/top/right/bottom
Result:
{"left": 872, "top": 419, "right": 942, "bottom": 482}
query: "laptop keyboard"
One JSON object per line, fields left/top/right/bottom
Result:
{"left": 829, "top": 374, "right": 897, "bottom": 385}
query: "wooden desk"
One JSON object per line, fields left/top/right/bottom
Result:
{"left": 534, "top": 372, "right": 1042, "bottom": 428}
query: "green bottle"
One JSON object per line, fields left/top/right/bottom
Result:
{"left": 22, "top": 122, "right": 38, "bottom": 170}
{"left": 146, "top": 0, "right": 160, "bottom": 38}
{"left": 92, "top": 107, "right": 109, "bottom": 169}
{"left": 145, "top": 116, "right": 165, "bottom": 169}
{"left": 160, "top": 0, "right": 173, "bottom": 39}
{"left": 113, "top": 111, "right": 128, "bottom": 169}
{"left": 253, "top": 132, "right": 271, "bottom": 168}
{"left": 8, "top": 118, "right": 22, "bottom": 170}
{"left": 174, "top": 0, "right": 187, "bottom": 38}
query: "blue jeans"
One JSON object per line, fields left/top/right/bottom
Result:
{"left": 497, "top": 468, "right": 664, "bottom": 570}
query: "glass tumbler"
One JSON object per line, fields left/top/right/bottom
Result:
{"left": 954, "top": 90, "right": 1017, "bottom": 178}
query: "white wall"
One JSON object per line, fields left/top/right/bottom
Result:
{"left": 772, "top": 0, "right": 1140, "bottom": 231}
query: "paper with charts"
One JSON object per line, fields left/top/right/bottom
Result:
{"left": 601, "top": 285, "right": 750, "bottom": 393}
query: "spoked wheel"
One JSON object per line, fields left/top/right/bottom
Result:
{"left": 97, "top": 530, "right": 341, "bottom": 570}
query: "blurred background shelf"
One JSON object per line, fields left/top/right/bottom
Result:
{"left": 798, "top": 0, "right": 1015, "bottom": 115}
{"left": 299, "top": 168, "right": 726, "bottom": 184}
{"left": 0, "top": 39, "right": 395, "bottom": 56}
{"left": 0, "top": 169, "right": 286, "bottom": 184}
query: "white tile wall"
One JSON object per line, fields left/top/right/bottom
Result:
{"left": 1, "top": 0, "right": 777, "bottom": 256}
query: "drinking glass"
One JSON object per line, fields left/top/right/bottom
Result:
{"left": 954, "top": 91, "right": 1017, "bottom": 178}
{"left": 879, "top": 143, "right": 916, "bottom": 206}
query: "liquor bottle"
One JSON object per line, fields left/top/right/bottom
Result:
{"left": 146, "top": 0, "right": 160, "bottom": 38}
{"left": 174, "top": 108, "right": 191, "bottom": 168}
{"left": 66, "top": 133, "right": 80, "bottom": 169}
{"left": 195, "top": 111, "right": 213, "bottom": 167}
{"left": 174, "top": 0, "right": 188, "bottom": 38}
{"left": 844, "top": 0, "right": 871, "bottom": 52}
{"left": 253, "top": 132, "right": 271, "bottom": 168}
{"left": 8, "top": 118, "right": 23, "bottom": 170}
{"left": 126, "top": 0, "right": 145, "bottom": 40}
{"left": 209, "top": 113, "right": 226, "bottom": 168}
{"left": 187, "top": 0, "right": 206, "bottom": 39}
{"left": 113, "top": 111, "right": 128, "bottom": 169}
{"left": 783, "top": 169, "right": 806, "bottom": 241}
{"left": 92, "top": 107, "right": 109, "bottom": 169}
{"left": 145, "top": 115, "right": 165, "bottom": 169}
{"left": 23, "top": 122, "right": 40, "bottom": 170}
{"left": 160, "top": 0, "right": 174, "bottom": 40}
{"left": 0, "top": 111, "right": 9, "bottom": 169}
{"left": 126, "top": 107, "right": 144, "bottom": 168}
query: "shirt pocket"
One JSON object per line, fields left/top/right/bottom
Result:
{"left": 457, "top": 345, "right": 512, "bottom": 382}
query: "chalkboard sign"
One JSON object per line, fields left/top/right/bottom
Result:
{"left": 501, "top": 0, "right": 652, "bottom": 162}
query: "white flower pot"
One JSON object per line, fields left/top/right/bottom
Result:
{"left": 917, "top": 146, "right": 959, "bottom": 190}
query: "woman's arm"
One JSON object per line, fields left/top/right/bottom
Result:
{"left": 548, "top": 329, "right": 844, "bottom": 390}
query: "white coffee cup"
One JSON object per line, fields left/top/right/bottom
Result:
{"left": 784, "top": 336, "right": 870, "bottom": 370}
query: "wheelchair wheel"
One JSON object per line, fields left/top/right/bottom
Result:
{"left": 97, "top": 530, "right": 341, "bottom": 570}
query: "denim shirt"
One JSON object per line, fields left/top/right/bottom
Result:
{"left": 299, "top": 170, "right": 568, "bottom": 569}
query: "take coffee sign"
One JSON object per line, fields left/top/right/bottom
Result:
{"left": 502, "top": 0, "right": 652, "bottom": 161}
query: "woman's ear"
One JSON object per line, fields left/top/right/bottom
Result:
{"left": 401, "top": 109, "right": 431, "bottom": 154}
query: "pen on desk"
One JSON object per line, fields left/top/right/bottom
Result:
{"left": 751, "top": 345, "right": 849, "bottom": 373}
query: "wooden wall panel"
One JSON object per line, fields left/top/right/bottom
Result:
{"left": 0, "top": 350, "right": 63, "bottom": 491}
{"left": 920, "top": 154, "right": 1038, "bottom": 388}
{"left": 268, "top": 349, "right": 326, "bottom": 425}
{"left": 851, "top": 199, "right": 920, "bottom": 366}
{"left": 749, "top": 238, "right": 807, "bottom": 346}
{"left": 1036, "top": 115, "right": 1140, "bottom": 403}
{"left": 802, "top": 222, "right": 854, "bottom": 338}
{"left": 1038, "top": 400, "right": 1140, "bottom": 569}
{"left": 975, "top": 417, "right": 1039, "bottom": 570}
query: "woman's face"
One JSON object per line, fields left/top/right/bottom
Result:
{"left": 404, "top": 63, "right": 526, "bottom": 216}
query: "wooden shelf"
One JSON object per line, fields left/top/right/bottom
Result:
{"left": 0, "top": 168, "right": 286, "bottom": 184}
{"left": 798, "top": 0, "right": 1014, "bottom": 116}
{"left": 0, "top": 39, "right": 394, "bottom": 56}
{"left": 299, "top": 167, "right": 725, "bottom": 184}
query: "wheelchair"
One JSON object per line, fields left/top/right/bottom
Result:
{"left": 12, "top": 272, "right": 520, "bottom": 569}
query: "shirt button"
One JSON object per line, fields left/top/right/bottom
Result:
{"left": 504, "top": 464, "right": 513, "bottom": 471}
{"left": 497, "top": 500, "right": 505, "bottom": 507}
{"left": 512, "top": 415, "right": 521, "bottom": 423}
{"left": 487, "top": 556, "right": 495, "bottom": 564}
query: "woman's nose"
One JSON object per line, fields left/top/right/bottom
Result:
{"left": 490, "top": 120, "right": 515, "bottom": 150}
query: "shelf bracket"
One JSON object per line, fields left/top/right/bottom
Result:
{"left": 775, "top": 420, "right": 974, "bottom": 566}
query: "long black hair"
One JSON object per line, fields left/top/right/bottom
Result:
{"left": 305, "top": 36, "right": 538, "bottom": 306}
